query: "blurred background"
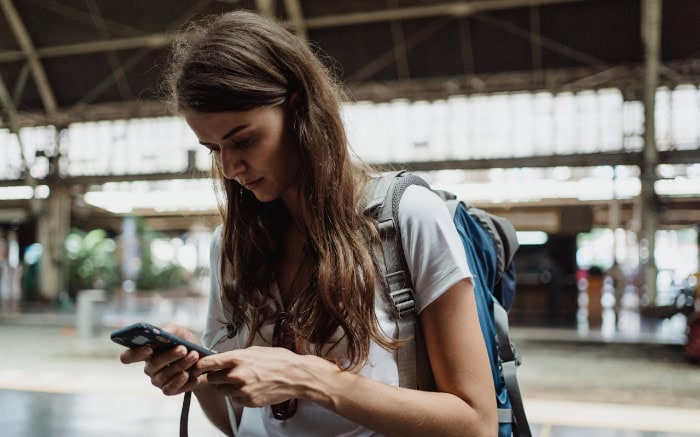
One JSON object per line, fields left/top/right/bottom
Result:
{"left": 0, "top": 0, "right": 699, "bottom": 436}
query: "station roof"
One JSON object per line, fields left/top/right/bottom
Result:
{"left": 1, "top": 0, "right": 699, "bottom": 129}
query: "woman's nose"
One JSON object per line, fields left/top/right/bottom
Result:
{"left": 221, "top": 148, "right": 246, "bottom": 180}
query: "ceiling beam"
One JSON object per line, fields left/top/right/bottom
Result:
{"left": 283, "top": 0, "right": 308, "bottom": 41}
{"left": 74, "top": 0, "right": 210, "bottom": 108}
{"left": 2, "top": 99, "right": 169, "bottom": 128}
{"left": 387, "top": 0, "right": 411, "bottom": 81}
{"left": 382, "top": 149, "right": 700, "bottom": 171}
{"left": 529, "top": 6, "right": 544, "bottom": 84}
{"left": 12, "top": 61, "right": 30, "bottom": 104}
{"left": 0, "top": 0, "right": 57, "bottom": 115}
{"left": 348, "top": 65, "right": 638, "bottom": 101}
{"left": 458, "top": 18, "right": 475, "bottom": 74}
{"left": 0, "top": 73, "right": 35, "bottom": 187}
{"left": 303, "top": 0, "right": 588, "bottom": 29}
{"left": 2, "top": 149, "right": 699, "bottom": 188}
{"left": 0, "top": 34, "right": 174, "bottom": 62}
{"left": 75, "top": 48, "right": 151, "bottom": 106}
{"left": 28, "top": 0, "right": 142, "bottom": 36}
{"left": 4, "top": 58, "right": 700, "bottom": 128}
{"left": 472, "top": 12, "right": 604, "bottom": 67}
{"left": 85, "top": 0, "right": 133, "bottom": 100}
{"left": 254, "top": 0, "right": 276, "bottom": 19}
{"left": 348, "top": 16, "right": 452, "bottom": 82}
{"left": 0, "top": 0, "right": 589, "bottom": 63}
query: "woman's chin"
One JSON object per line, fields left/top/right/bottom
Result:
{"left": 251, "top": 192, "right": 277, "bottom": 203}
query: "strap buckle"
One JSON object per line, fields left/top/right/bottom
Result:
{"left": 501, "top": 342, "right": 522, "bottom": 367}
{"left": 512, "top": 343, "right": 522, "bottom": 366}
{"left": 390, "top": 288, "right": 416, "bottom": 318}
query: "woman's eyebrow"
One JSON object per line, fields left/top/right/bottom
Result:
{"left": 199, "top": 124, "right": 250, "bottom": 146}
{"left": 221, "top": 124, "right": 249, "bottom": 141}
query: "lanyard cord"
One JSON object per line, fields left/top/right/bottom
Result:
{"left": 180, "top": 392, "right": 193, "bottom": 437}
{"left": 179, "top": 325, "right": 235, "bottom": 437}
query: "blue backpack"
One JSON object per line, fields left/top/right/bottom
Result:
{"left": 362, "top": 171, "right": 531, "bottom": 437}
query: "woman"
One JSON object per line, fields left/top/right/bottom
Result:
{"left": 120, "top": 10, "right": 496, "bottom": 436}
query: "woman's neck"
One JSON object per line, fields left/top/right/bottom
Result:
{"left": 280, "top": 180, "right": 304, "bottom": 223}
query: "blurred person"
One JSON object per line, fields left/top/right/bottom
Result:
{"left": 119, "top": 10, "right": 496, "bottom": 437}
{"left": 540, "top": 255, "right": 563, "bottom": 325}
{"left": 606, "top": 261, "right": 626, "bottom": 320}
{"left": 0, "top": 230, "right": 9, "bottom": 311}
{"left": 586, "top": 266, "right": 605, "bottom": 328}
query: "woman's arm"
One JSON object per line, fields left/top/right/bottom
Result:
{"left": 119, "top": 323, "right": 236, "bottom": 436}
{"left": 318, "top": 278, "right": 497, "bottom": 437}
{"left": 193, "top": 383, "right": 237, "bottom": 436}
{"left": 194, "top": 278, "right": 497, "bottom": 437}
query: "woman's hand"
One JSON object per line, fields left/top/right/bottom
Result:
{"left": 119, "top": 323, "right": 206, "bottom": 396}
{"left": 192, "top": 346, "right": 330, "bottom": 408}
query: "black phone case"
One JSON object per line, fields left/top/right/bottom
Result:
{"left": 110, "top": 322, "right": 214, "bottom": 356}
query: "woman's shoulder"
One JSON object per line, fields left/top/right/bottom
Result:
{"left": 397, "top": 184, "right": 450, "bottom": 224}
{"left": 210, "top": 224, "right": 223, "bottom": 256}
{"left": 212, "top": 224, "right": 223, "bottom": 243}
{"left": 209, "top": 224, "right": 223, "bottom": 283}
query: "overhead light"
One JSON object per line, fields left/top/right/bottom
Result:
{"left": 0, "top": 186, "right": 33, "bottom": 200}
{"left": 517, "top": 231, "right": 548, "bottom": 246}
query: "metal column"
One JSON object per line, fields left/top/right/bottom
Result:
{"left": 639, "top": 0, "right": 662, "bottom": 305}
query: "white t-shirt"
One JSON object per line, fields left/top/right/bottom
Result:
{"left": 202, "top": 185, "right": 472, "bottom": 437}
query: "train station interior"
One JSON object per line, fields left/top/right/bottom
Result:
{"left": 0, "top": 1, "right": 699, "bottom": 436}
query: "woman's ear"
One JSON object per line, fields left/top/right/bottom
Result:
{"left": 287, "top": 92, "right": 301, "bottom": 113}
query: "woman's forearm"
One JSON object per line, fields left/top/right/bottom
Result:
{"left": 300, "top": 355, "right": 496, "bottom": 437}
{"left": 193, "top": 383, "right": 238, "bottom": 436}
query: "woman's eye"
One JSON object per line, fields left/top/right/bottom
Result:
{"left": 202, "top": 144, "right": 220, "bottom": 155}
{"left": 233, "top": 137, "right": 253, "bottom": 148}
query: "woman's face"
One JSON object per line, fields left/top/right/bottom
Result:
{"left": 184, "top": 105, "right": 301, "bottom": 207}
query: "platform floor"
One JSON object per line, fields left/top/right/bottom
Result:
{"left": 1, "top": 294, "right": 698, "bottom": 437}
{"left": 1, "top": 388, "right": 699, "bottom": 437}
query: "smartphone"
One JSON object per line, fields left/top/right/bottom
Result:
{"left": 110, "top": 322, "right": 214, "bottom": 356}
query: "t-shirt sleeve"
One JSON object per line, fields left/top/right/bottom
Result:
{"left": 397, "top": 185, "right": 472, "bottom": 314}
{"left": 201, "top": 224, "right": 228, "bottom": 349}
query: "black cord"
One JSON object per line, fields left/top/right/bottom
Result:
{"left": 180, "top": 391, "right": 192, "bottom": 437}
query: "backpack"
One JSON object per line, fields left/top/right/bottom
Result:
{"left": 361, "top": 170, "right": 531, "bottom": 437}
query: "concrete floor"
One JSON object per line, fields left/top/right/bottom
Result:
{"left": 1, "top": 302, "right": 699, "bottom": 437}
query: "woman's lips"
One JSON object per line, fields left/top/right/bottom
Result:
{"left": 244, "top": 178, "right": 263, "bottom": 190}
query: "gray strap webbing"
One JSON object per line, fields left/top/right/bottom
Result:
{"left": 494, "top": 303, "right": 531, "bottom": 436}
{"left": 498, "top": 408, "right": 513, "bottom": 424}
{"left": 444, "top": 198, "right": 460, "bottom": 217}
{"left": 361, "top": 170, "right": 406, "bottom": 214}
{"left": 503, "top": 360, "right": 530, "bottom": 437}
{"left": 365, "top": 172, "right": 418, "bottom": 390}
{"left": 381, "top": 175, "right": 418, "bottom": 390}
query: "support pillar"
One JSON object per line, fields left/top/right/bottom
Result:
{"left": 37, "top": 183, "right": 71, "bottom": 300}
{"left": 36, "top": 126, "right": 70, "bottom": 302}
{"left": 639, "top": 0, "right": 662, "bottom": 305}
{"left": 609, "top": 166, "right": 621, "bottom": 263}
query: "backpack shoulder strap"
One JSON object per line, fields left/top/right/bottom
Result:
{"left": 362, "top": 171, "right": 433, "bottom": 390}
{"left": 494, "top": 302, "right": 531, "bottom": 437}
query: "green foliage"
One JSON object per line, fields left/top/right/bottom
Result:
{"left": 134, "top": 219, "right": 188, "bottom": 291}
{"left": 63, "top": 219, "right": 189, "bottom": 296}
{"left": 64, "top": 228, "right": 120, "bottom": 296}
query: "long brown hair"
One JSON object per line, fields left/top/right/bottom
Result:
{"left": 165, "top": 10, "right": 394, "bottom": 368}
